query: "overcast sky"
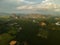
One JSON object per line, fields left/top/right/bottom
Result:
{"left": 0, "top": 0, "right": 60, "bottom": 14}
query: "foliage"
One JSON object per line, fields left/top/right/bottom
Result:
{"left": 0, "top": 15, "right": 60, "bottom": 45}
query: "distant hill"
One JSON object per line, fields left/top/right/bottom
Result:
{"left": 0, "top": 12, "right": 60, "bottom": 17}
{"left": 0, "top": 13, "right": 11, "bottom": 16}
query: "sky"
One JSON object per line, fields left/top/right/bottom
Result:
{"left": 0, "top": 0, "right": 60, "bottom": 14}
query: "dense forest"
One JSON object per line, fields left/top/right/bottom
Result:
{"left": 0, "top": 14, "right": 60, "bottom": 45}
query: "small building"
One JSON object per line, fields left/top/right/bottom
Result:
{"left": 39, "top": 21, "right": 47, "bottom": 27}
{"left": 9, "top": 40, "right": 17, "bottom": 45}
{"left": 55, "top": 22, "right": 60, "bottom": 26}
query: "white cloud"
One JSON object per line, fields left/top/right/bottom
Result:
{"left": 41, "top": 0, "right": 50, "bottom": 3}
{"left": 54, "top": 9, "right": 60, "bottom": 11}
{"left": 17, "top": 0, "right": 24, "bottom": 2}
{"left": 10, "top": 0, "right": 24, "bottom": 2}
{"left": 16, "top": 0, "right": 60, "bottom": 12}
{"left": 17, "top": 5, "right": 35, "bottom": 10}
{"left": 38, "top": 0, "right": 60, "bottom": 11}
{"left": 24, "top": 1, "right": 35, "bottom": 4}
{"left": 16, "top": 0, "right": 35, "bottom": 4}
{"left": 17, "top": 6, "right": 27, "bottom": 9}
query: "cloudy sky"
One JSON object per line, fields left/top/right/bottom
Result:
{"left": 0, "top": 0, "right": 60, "bottom": 14}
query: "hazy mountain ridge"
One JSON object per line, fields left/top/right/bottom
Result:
{"left": 0, "top": 12, "right": 60, "bottom": 17}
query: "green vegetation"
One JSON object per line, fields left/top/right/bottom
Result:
{"left": 0, "top": 14, "right": 60, "bottom": 45}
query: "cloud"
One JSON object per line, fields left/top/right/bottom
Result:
{"left": 24, "top": 1, "right": 35, "bottom": 4}
{"left": 39, "top": 0, "right": 60, "bottom": 11}
{"left": 0, "top": 0, "right": 60, "bottom": 13}
{"left": 16, "top": 0, "right": 60, "bottom": 12}
{"left": 8, "top": 0, "right": 35, "bottom": 4}
{"left": 17, "top": 5, "right": 34, "bottom": 10}
{"left": 8, "top": 0, "right": 25, "bottom": 2}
